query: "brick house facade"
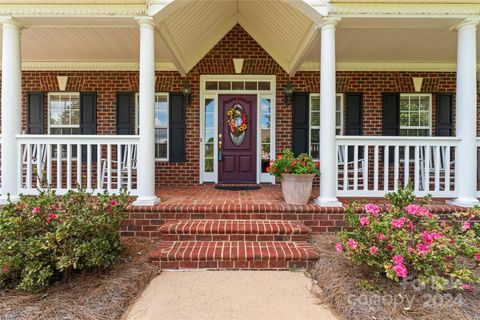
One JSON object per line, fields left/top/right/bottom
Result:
{"left": 5, "top": 25, "right": 479, "bottom": 187}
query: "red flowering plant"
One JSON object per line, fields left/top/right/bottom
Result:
{"left": 266, "top": 149, "right": 320, "bottom": 178}
{"left": 336, "top": 186, "right": 480, "bottom": 291}
{"left": 0, "top": 187, "right": 128, "bottom": 292}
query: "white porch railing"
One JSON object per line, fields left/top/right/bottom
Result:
{"left": 336, "top": 136, "right": 461, "bottom": 198}
{"left": 17, "top": 135, "right": 139, "bottom": 196}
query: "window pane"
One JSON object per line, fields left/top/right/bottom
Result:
{"left": 261, "top": 99, "right": 271, "bottom": 114}
{"left": 261, "top": 113, "right": 270, "bottom": 129}
{"left": 205, "top": 144, "right": 214, "bottom": 157}
{"left": 205, "top": 99, "right": 215, "bottom": 114}
{"left": 205, "top": 81, "right": 217, "bottom": 90}
{"left": 311, "top": 129, "right": 319, "bottom": 143}
{"left": 155, "top": 143, "right": 167, "bottom": 159}
{"left": 232, "top": 81, "right": 244, "bottom": 90}
{"left": 310, "top": 112, "right": 320, "bottom": 127}
{"left": 205, "top": 159, "right": 214, "bottom": 173}
{"left": 258, "top": 82, "right": 270, "bottom": 90}
{"left": 205, "top": 129, "right": 214, "bottom": 143}
{"left": 245, "top": 82, "right": 257, "bottom": 90}
{"left": 261, "top": 129, "right": 270, "bottom": 144}
{"left": 154, "top": 96, "right": 168, "bottom": 126}
{"left": 311, "top": 97, "right": 320, "bottom": 112}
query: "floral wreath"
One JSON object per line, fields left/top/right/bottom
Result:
{"left": 227, "top": 104, "right": 247, "bottom": 137}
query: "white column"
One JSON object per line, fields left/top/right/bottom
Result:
{"left": 133, "top": 17, "right": 159, "bottom": 206}
{"left": 316, "top": 17, "right": 342, "bottom": 207}
{"left": 448, "top": 19, "right": 479, "bottom": 207}
{"left": 0, "top": 18, "right": 22, "bottom": 204}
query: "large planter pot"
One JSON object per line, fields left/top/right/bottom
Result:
{"left": 280, "top": 174, "right": 315, "bottom": 205}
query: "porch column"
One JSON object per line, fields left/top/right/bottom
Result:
{"left": 133, "top": 17, "right": 159, "bottom": 206}
{"left": 315, "top": 17, "right": 342, "bottom": 207}
{"left": 448, "top": 19, "right": 479, "bottom": 207}
{"left": 0, "top": 18, "right": 22, "bottom": 204}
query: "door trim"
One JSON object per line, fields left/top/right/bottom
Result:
{"left": 199, "top": 75, "right": 276, "bottom": 184}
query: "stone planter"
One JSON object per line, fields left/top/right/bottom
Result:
{"left": 280, "top": 174, "right": 315, "bottom": 205}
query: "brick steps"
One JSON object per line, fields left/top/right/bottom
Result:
{"left": 159, "top": 220, "right": 309, "bottom": 241}
{"left": 149, "top": 241, "right": 319, "bottom": 270}
{"left": 149, "top": 220, "right": 319, "bottom": 270}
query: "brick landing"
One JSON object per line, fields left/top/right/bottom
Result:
{"left": 149, "top": 220, "right": 319, "bottom": 270}
{"left": 123, "top": 185, "right": 466, "bottom": 237}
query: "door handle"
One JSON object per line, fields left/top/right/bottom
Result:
{"left": 218, "top": 134, "right": 223, "bottom": 160}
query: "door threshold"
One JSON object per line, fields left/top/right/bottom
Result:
{"left": 215, "top": 183, "right": 261, "bottom": 191}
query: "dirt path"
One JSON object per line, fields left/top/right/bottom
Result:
{"left": 123, "top": 271, "right": 338, "bottom": 320}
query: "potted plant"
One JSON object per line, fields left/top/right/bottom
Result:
{"left": 267, "top": 149, "right": 320, "bottom": 205}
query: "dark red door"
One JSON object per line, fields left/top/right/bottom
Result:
{"left": 218, "top": 94, "right": 257, "bottom": 183}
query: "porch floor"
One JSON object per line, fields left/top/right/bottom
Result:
{"left": 128, "top": 185, "right": 464, "bottom": 214}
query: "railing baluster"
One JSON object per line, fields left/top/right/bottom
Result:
{"left": 404, "top": 146, "right": 410, "bottom": 188}
{"left": 107, "top": 144, "right": 112, "bottom": 190}
{"left": 434, "top": 145, "right": 441, "bottom": 192}
{"left": 353, "top": 145, "right": 358, "bottom": 191}
{"left": 66, "top": 144, "right": 72, "bottom": 189}
{"left": 87, "top": 144, "right": 92, "bottom": 191}
{"left": 394, "top": 145, "right": 399, "bottom": 191}
{"left": 77, "top": 144, "right": 82, "bottom": 187}
{"left": 383, "top": 145, "right": 389, "bottom": 191}
{"left": 363, "top": 145, "right": 368, "bottom": 191}
{"left": 26, "top": 144, "right": 32, "bottom": 189}
{"left": 46, "top": 144, "right": 52, "bottom": 185}
{"left": 414, "top": 146, "right": 420, "bottom": 192}
{"left": 117, "top": 144, "right": 122, "bottom": 191}
{"left": 56, "top": 144, "right": 62, "bottom": 190}
{"left": 424, "top": 146, "right": 431, "bottom": 192}
{"left": 36, "top": 143, "right": 42, "bottom": 188}
{"left": 97, "top": 144, "right": 102, "bottom": 191}
{"left": 445, "top": 146, "right": 451, "bottom": 192}
{"left": 127, "top": 144, "right": 132, "bottom": 190}
{"left": 343, "top": 145, "right": 348, "bottom": 191}
{"left": 373, "top": 145, "right": 379, "bottom": 192}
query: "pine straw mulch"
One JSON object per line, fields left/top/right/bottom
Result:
{"left": 309, "top": 235, "right": 480, "bottom": 320}
{"left": 0, "top": 238, "right": 159, "bottom": 320}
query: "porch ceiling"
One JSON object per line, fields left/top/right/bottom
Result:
{"left": 0, "top": 1, "right": 479, "bottom": 73}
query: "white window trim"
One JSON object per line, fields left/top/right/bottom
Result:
{"left": 399, "top": 93, "right": 432, "bottom": 136}
{"left": 309, "top": 93, "right": 344, "bottom": 160}
{"left": 47, "top": 92, "right": 81, "bottom": 133}
{"left": 135, "top": 92, "right": 169, "bottom": 162}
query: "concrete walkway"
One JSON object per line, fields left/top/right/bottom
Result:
{"left": 123, "top": 271, "right": 337, "bottom": 320}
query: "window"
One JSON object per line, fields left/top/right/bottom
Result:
{"left": 48, "top": 93, "right": 80, "bottom": 134}
{"left": 204, "top": 98, "right": 215, "bottom": 173}
{"left": 399, "top": 94, "right": 432, "bottom": 136}
{"left": 135, "top": 93, "right": 169, "bottom": 160}
{"left": 261, "top": 98, "right": 272, "bottom": 173}
{"left": 309, "top": 94, "right": 343, "bottom": 160}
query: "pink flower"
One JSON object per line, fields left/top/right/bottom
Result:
{"left": 461, "top": 284, "right": 474, "bottom": 292}
{"left": 408, "top": 247, "right": 414, "bottom": 253}
{"left": 475, "top": 253, "right": 480, "bottom": 262}
{"left": 360, "top": 216, "right": 370, "bottom": 226}
{"left": 364, "top": 204, "right": 380, "bottom": 217}
{"left": 369, "top": 246, "right": 378, "bottom": 255}
{"left": 386, "top": 244, "right": 394, "bottom": 251}
{"left": 416, "top": 243, "right": 430, "bottom": 253}
{"left": 393, "top": 263, "right": 408, "bottom": 278}
{"left": 335, "top": 243, "right": 344, "bottom": 252}
{"left": 31, "top": 207, "right": 40, "bottom": 214}
{"left": 422, "top": 231, "right": 434, "bottom": 244}
{"left": 110, "top": 200, "right": 118, "bottom": 206}
{"left": 392, "top": 255, "right": 404, "bottom": 265}
{"left": 408, "top": 221, "right": 414, "bottom": 231}
{"left": 347, "top": 238, "right": 358, "bottom": 250}
{"left": 406, "top": 204, "right": 433, "bottom": 219}
{"left": 377, "top": 233, "right": 387, "bottom": 241}
{"left": 391, "top": 217, "right": 406, "bottom": 229}
{"left": 462, "top": 222, "right": 471, "bottom": 232}
{"left": 47, "top": 213, "right": 57, "bottom": 223}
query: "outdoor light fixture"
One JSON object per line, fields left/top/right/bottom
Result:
{"left": 182, "top": 81, "right": 192, "bottom": 105}
{"left": 283, "top": 82, "right": 294, "bottom": 106}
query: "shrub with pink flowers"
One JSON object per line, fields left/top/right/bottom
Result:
{"left": 0, "top": 187, "right": 128, "bottom": 292}
{"left": 336, "top": 186, "right": 480, "bottom": 291}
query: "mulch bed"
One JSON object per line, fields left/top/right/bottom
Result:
{"left": 310, "top": 235, "right": 480, "bottom": 320}
{"left": 0, "top": 238, "right": 159, "bottom": 320}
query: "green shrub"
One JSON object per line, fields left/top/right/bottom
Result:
{"left": 337, "top": 186, "right": 480, "bottom": 291}
{"left": 0, "top": 187, "right": 128, "bottom": 292}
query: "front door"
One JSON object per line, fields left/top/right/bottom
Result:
{"left": 218, "top": 94, "right": 257, "bottom": 183}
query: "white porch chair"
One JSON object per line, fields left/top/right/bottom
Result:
{"left": 337, "top": 145, "right": 366, "bottom": 190}
{"left": 419, "top": 145, "right": 455, "bottom": 191}
{"left": 100, "top": 144, "right": 137, "bottom": 190}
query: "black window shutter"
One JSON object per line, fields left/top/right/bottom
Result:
{"left": 436, "top": 93, "right": 453, "bottom": 136}
{"left": 27, "top": 92, "right": 44, "bottom": 134}
{"left": 80, "top": 92, "right": 97, "bottom": 161}
{"left": 345, "top": 93, "right": 363, "bottom": 136}
{"left": 382, "top": 93, "right": 400, "bottom": 136}
{"left": 292, "top": 92, "right": 309, "bottom": 156}
{"left": 116, "top": 92, "right": 134, "bottom": 135}
{"left": 169, "top": 92, "right": 186, "bottom": 162}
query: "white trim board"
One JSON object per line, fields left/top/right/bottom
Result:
{"left": 299, "top": 62, "right": 480, "bottom": 72}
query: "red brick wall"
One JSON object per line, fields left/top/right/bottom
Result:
{"left": 1, "top": 24, "right": 480, "bottom": 186}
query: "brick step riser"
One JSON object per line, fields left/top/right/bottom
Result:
{"left": 161, "top": 234, "right": 308, "bottom": 242}
{"left": 151, "top": 260, "right": 316, "bottom": 270}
